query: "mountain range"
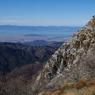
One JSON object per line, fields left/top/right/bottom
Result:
{"left": 0, "top": 25, "right": 80, "bottom": 43}
{"left": 1, "top": 16, "right": 95, "bottom": 95}
{"left": 22, "top": 40, "right": 63, "bottom": 46}
{"left": 0, "top": 25, "right": 81, "bottom": 36}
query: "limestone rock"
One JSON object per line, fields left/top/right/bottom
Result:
{"left": 31, "top": 16, "right": 95, "bottom": 95}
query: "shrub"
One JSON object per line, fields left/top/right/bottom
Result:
{"left": 79, "top": 33, "right": 86, "bottom": 41}
{"left": 91, "top": 32, "right": 95, "bottom": 37}
{"left": 83, "top": 40, "right": 90, "bottom": 51}
{"left": 74, "top": 80, "right": 87, "bottom": 89}
{"left": 91, "top": 19, "right": 95, "bottom": 28}
{"left": 73, "top": 40, "right": 80, "bottom": 49}
{"left": 62, "top": 83, "right": 74, "bottom": 89}
{"left": 87, "top": 29, "right": 92, "bottom": 32}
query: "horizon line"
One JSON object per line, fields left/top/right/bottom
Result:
{"left": 0, "top": 24, "right": 83, "bottom": 27}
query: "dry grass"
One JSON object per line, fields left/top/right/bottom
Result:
{"left": 74, "top": 79, "right": 88, "bottom": 89}
{"left": 49, "top": 88, "right": 64, "bottom": 95}
{"left": 38, "top": 92, "right": 48, "bottom": 95}
{"left": 38, "top": 78, "right": 95, "bottom": 95}
{"left": 62, "top": 83, "right": 74, "bottom": 89}
{"left": 63, "top": 92, "right": 76, "bottom": 95}
{"left": 87, "top": 86, "right": 95, "bottom": 95}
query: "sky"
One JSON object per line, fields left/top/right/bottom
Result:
{"left": 0, "top": 0, "right": 95, "bottom": 26}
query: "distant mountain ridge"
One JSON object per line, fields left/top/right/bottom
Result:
{"left": 22, "top": 40, "right": 63, "bottom": 46}
{"left": 0, "top": 25, "right": 81, "bottom": 36}
{"left": 22, "top": 40, "right": 50, "bottom": 46}
{"left": 24, "top": 34, "right": 42, "bottom": 36}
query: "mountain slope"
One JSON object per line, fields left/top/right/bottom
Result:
{"left": 31, "top": 16, "right": 95, "bottom": 95}
{"left": 0, "top": 42, "right": 62, "bottom": 62}
{"left": 0, "top": 42, "right": 63, "bottom": 75}
{"left": 0, "top": 45, "right": 36, "bottom": 75}
{"left": 0, "top": 43, "right": 63, "bottom": 94}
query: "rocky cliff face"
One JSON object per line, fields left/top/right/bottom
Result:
{"left": 32, "top": 16, "right": 95, "bottom": 94}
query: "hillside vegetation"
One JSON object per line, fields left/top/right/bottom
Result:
{"left": 0, "top": 45, "right": 36, "bottom": 75}
{"left": 0, "top": 42, "right": 62, "bottom": 75}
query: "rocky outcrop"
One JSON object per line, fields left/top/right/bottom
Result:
{"left": 31, "top": 16, "right": 95, "bottom": 95}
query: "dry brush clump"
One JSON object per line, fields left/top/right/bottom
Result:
{"left": 61, "top": 83, "right": 74, "bottom": 89}
{"left": 91, "top": 19, "right": 95, "bottom": 28}
{"left": 74, "top": 79, "right": 87, "bottom": 89}
{"left": 73, "top": 40, "right": 80, "bottom": 49}
{"left": 79, "top": 33, "right": 86, "bottom": 41}
{"left": 83, "top": 40, "right": 91, "bottom": 51}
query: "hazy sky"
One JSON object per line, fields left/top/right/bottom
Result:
{"left": 0, "top": 0, "right": 95, "bottom": 26}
